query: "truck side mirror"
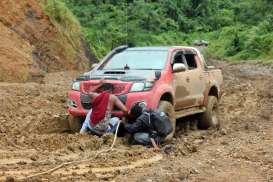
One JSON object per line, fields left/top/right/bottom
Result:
{"left": 173, "top": 63, "right": 186, "bottom": 73}
{"left": 155, "top": 71, "right": 161, "bottom": 80}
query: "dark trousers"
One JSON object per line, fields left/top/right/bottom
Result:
{"left": 133, "top": 132, "right": 164, "bottom": 146}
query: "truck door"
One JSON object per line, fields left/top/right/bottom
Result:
{"left": 172, "top": 50, "right": 192, "bottom": 110}
{"left": 182, "top": 51, "right": 206, "bottom": 108}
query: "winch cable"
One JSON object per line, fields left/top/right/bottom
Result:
{"left": 22, "top": 120, "right": 121, "bottom": 179}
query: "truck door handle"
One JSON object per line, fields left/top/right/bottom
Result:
{"left": 186, "top": 77, "right": 190, "bottom": 82}
{"left": 199, "top": 75, "right": 203, "bottom": 79}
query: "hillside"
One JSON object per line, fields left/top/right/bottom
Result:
{"left": 0, "top": 0, "right": 92, "bottom": 82}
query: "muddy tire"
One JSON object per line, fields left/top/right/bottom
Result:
{"left": 198, "top": 96, "right": 220, "bottom": 129}
{"left": 158, "top": 101, "right": 176, "bottom": 141}
{"left": 68, "top": 115, "right": 83, "bottom": 133}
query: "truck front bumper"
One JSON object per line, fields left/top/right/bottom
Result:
{"left": 67, "top": 90, "right": 158, "bottom": 117}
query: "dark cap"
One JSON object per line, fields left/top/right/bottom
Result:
{"left": 130, "top": 101, "right": 146, "bottom": 119}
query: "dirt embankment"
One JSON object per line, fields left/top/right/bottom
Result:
{"left": 0, "top": 0, "right": 92, "bottom": 82}
{"left": 0, "top": 61, "right": 272, "bottom": 181}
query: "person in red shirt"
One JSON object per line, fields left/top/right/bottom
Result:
{"left": 80, "top": 79, "right": 128, "bottom": 136}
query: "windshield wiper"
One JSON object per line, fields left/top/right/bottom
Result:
{"left": 103, "top": 68, "right": 125, "bottom": 70}
{"left": 133, "top": 68, "right": 161, "bottom": 70}
{"left": 104, "top": 68, "right": 160, "bottom": 71}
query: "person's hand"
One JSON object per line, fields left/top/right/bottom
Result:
{"left": 121, "top": 117, "right": 127, "bottom": 124}
{"left": 88, "top": 86, "right": 95, "bottom": 94}
{"left": 150, "top": 138, "right": 160, "bottom": 152}
{"left": 122, "top": 110, "right": 129, "bottom": 119}
{"left": 87, "top": 78, "right": 105, "bottom": 93}
{"left": 153, "top": 146, "right": 161, "bottom": 152}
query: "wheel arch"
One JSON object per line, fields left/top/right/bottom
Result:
{"left": 209, "top": 86, "right": 219, "bottom": 98}
{"left": 204, "top": 85, "right": 219, "bottom": 106}
{"left": 159, "top": 92, "right": 174, "bottom": 105}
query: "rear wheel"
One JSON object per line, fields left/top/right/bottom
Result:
{"left": 198, "top": 96, "right": 220, "bottom": 129}
{"left": 158, "top": 101, "right": 176, "bottom": 141}
{"left": 68, "top": 115, "right": 84, "bottom": 133}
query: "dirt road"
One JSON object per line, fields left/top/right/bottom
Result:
{"left": 0, "top": 61, "right": 272, "bottom": 181}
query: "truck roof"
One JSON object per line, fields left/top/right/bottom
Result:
{"left": 127, "top": 46, "right": 197, "bottom": 51}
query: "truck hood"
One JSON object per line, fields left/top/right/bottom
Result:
{"left": 87, "top": 69, "right": 157, "bottom": 81}
{"left": 79, "top": 69, "right": 158, "bottom": 95}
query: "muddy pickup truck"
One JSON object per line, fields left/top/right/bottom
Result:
{"left": 67, "top": 46, "right": 223, "bottom": 137}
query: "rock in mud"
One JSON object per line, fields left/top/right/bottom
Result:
{"left": 163, "top": 145, "right": 175, "bottom": 155}
{"left": 220, "top": 128, "right": 228, "bottom": 135}
{"left": 30, "top": 155, "right": 38, "bottom": 161}
{"left": 190, "top": 167, "right": 200, "bottom": 174}
{"left": 102, "top": 133, "right": 115, "bottom": 145}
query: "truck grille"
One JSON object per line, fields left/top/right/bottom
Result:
{"left": 81, "top": 83, "right": 128, "bottom": 95}
{"left": 80, "top": 93, "right": 92, "bottom": 110}
{"left": 81, "top": 102, "right": 92, "bottom": 110}
{"left": 81, "top": 94, "right": 127, "bottom": 111}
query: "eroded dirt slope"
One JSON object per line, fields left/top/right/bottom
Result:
{"left": 0, "top": 61, "right": 272, "bottom": 181}
{"left": 0, "top": 0, "right": 91, "bottom": 82}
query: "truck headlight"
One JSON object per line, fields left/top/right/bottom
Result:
{"left": 144, "top": 81, "right": 154, "bottom": 91}
{"left": 130, "top": 81, "right": 154, "bottom": 92}
{"left": 72, "top": 81, "right": 80, "bottom": 91}
{"left": 130, "top": 82, "right": 145, "bottom": 92}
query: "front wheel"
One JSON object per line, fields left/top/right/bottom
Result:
{"left": 198, "top": 96, "right": 220, "bottom": 129}
{"left": 68, "top": 115, "right": 84, "bottom": 133}
{"left": 158, "top": 101, "right": 176, "bottom": 141}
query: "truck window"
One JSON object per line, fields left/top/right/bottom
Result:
{"left": 174, "top": 54, "right": 183, "bottom": 64}
{"left": 173, "top": 52, "right": 187, "bottom": 65}
{"left": 184, "top": 54, "right": 197, "bottom": 70}
{"left": 101, "top": 50, "right": 168, "bottom": 70}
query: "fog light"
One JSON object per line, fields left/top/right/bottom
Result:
{"left": 68, "top": 100, "right": 77, "bottom": 108}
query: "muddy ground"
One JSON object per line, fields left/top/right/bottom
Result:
{"left": 0, "top": 61, "right": 272, "bottom": 181}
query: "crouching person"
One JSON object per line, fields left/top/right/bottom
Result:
{"left": 80, "top": 80, "right": 128, "bottom": 136}
{"left": 123, "top": 102, "right": 173, "bottom": 150}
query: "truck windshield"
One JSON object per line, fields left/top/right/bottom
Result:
{"left": 101, "top": 50, "right": 168, "bottom": 70}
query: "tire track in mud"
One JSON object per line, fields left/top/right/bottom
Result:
{"left": 0, "top": 62, "right": 273, "bottom": 181}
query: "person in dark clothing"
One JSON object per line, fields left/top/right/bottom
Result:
{"left": 123, "top": 102, "right": 173, "bottom": 150}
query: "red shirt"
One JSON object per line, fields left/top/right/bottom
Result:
{"left": 90, "top": 91, "right": 110, "bottom": 126}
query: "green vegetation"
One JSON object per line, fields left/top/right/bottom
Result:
{"left": 38, "top": 0, "right": 88, "bottom": 65}
{"left": 52, "top": 0, "right": 273, "bottom": 62}
{"left": 38, "top": 0, "right": 82, "bottom": 47}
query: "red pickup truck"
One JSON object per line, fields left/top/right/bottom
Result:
{"left": 67, "top": 46, "right": 223, "bottom": 138}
